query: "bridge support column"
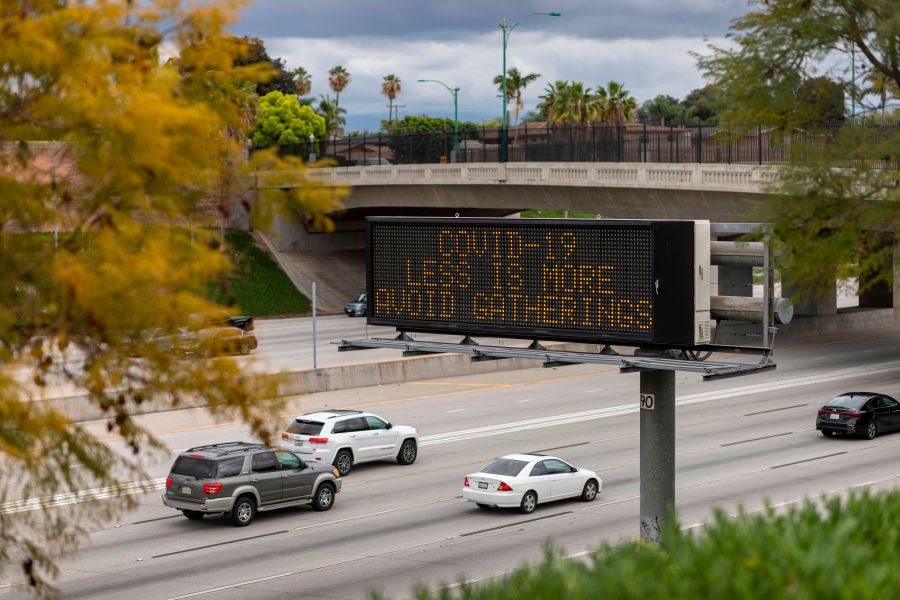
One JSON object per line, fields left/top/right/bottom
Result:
{"left": 858, "top": 234, "right": 896, "bottom": 309}
{"left": 640, "top": 368, "right": 675, "bottom": 543}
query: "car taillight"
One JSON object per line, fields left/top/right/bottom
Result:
{"left": 166, "top": 477, "right": 172, "bottom": 489}
{"left": 464, "top": 476, "right": 470, "bottom": 487}
{"left": 281, "top": 433, "right": 289, "bottom": 440}
{"left": 817, "top": 410, "right": 827, "bottom": 415}
{"left": 203, "top": 482, "right": 223, "bottom": 495}
{"left": 846, "top": 412, "right": 860, "bottom": 418}
{"left": 497, "top": 482, "right": 513, "bottom": 492}
{"left": 309, "top": 437, "right": 329, "bottom": 444}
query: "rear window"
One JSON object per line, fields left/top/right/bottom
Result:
{"left": 481, "top": 458, "right": 528, "bottom": 477}
{"left": 827, "top": 394, "right": 869, "bottom": 409}
{"left": 171, "top": 456, "right": 214, "bottom": 479}
{"left": 286, "top": 420, "right": 324, "bottom": 435}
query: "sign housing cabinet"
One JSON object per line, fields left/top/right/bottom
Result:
{"left": 367, "top": 217, "right": 711, "bottom": 349}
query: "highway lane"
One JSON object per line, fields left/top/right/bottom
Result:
{"left": 5, "top": 326, "right": 900, "bottom": 599}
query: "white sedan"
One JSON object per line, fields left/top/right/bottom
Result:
{"left": 462, "top": 454, "right": 601, "bottom": 514}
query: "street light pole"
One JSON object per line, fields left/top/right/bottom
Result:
{"left": 499, "top": 11, "right": 560, "bottom": 163}
{"left": 417, "top": 79, "right": 461, "bottom": 154}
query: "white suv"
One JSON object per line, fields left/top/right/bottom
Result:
{"left": 279, "top": 409, "right": 419, "bottom": 476}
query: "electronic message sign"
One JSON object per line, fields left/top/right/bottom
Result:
{"left": 367, "top": 218, "right": 711, "bottom": 348}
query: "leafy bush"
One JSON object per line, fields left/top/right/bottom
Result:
{"left": 400, "top": 490, "right": 900, "bottom": 600}
{"left": 251, "top": 91, "right": 327, "bottom": 148}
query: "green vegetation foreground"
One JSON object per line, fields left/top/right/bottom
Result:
{"left": 395, "top": 490, "right": 900, "bottom": 600}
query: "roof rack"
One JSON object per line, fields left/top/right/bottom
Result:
{"left": 186, "top": 441, "right": 265, "bottom": 453}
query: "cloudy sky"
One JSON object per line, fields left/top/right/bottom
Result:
{"left": 232, "top": 0, "right": 749, "bottom": 132}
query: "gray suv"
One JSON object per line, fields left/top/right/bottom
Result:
{"left": 162, "top": 442, "right": 342, "bottom": 526}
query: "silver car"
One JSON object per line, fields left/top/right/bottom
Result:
{"left": 162, "top": 442, "right": 342, "bottom": 526}
{"left": 344, "top": 293, "right": 367, "bottom": 317}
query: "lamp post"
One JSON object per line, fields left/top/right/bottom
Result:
{"left": 308, "top": 133, "right": 316, "bottom": 162}
{"left": 417, "top": 79, "right": 460, "bottom": 155}
{"left": 499, "top": 11, "right": 560, "bottom": 162}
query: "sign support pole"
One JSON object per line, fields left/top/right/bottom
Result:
{"left": 639, "top": 368, "right": 675, "bottom": 543}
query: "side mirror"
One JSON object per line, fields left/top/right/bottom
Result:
{"left": 386, "top": 422, "right": 393, "bottom": 429}
{"left": 570, "top": 467, "right": 578, "bottom": 473}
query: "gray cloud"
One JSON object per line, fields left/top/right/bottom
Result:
{"left": 235, "top": 0, "right": 747, "bottom": 41}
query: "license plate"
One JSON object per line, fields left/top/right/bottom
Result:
{"left": 294, "top": 439, "right": 303, "bottom": 445}
{"left": 181, "top": 486, "right": 192, "bottom": 494}
{"left": 830, "top": 413, "right": 840, "bottom": 420}
{"left": 478, "top": 482, "right": 488, "bottom": 489}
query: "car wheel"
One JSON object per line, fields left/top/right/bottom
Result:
{"left": 476, "top": 503, "right": 491, "bottom": 510}
{"left": 333, "top": 450, "right": 353, "bottom": 476}
{"left": 865, "top": 420, "right": 877, "bottom": 440}
{"left": 231, "top": 495, "right": 256, "bottom": 527}
{"left": 821, "top": 430, "right": 833, "bottom": 437}
{"left": 397, "top": 439, "right": 417, "bottom": 465}
{"left": 581, "top": 479, "right": 598, "bottom": 502}
{"left": 520, "top": 491, "right": 537, "bottom": 514}
{"left": 181, "top": 510, "right": 205, "bottom": 520}
{"left": 312, "top": 482, "right": 335, "bottom": 511}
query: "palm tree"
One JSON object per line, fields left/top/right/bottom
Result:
{"left": 318, "top": 94, "right": 346, "bottom": 137}
{"left": 538, "top": 80, "right": 597, "bottom": 125}
{"left": 328, "top": 65, "right": 351, "bottom": 116}
{"left": 595, "top": 81, "right": 637, "bottom": 125}
{"left": 381, "top": 74, "right": 402, "bottom": 124}
{"left": 293, "top": 67, "right": 312, "bottom": 97}
{"left": 493, "top": 67, "right": 540, "bottom": 142}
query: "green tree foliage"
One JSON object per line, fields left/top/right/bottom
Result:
{"left": 234, "top": 36, "right": 297, "bottom": 96}
{"left": 328, "top": 65, "right": 351, "bottom": 130}
{"left": 251, "top": 91, "right": 327, "bottom": 147}
{"left": 695, "top": 0, "right": 899, "bottom": 299}
{"left": 537, "top": 80, "right": 597, "bottom": 125}
{"left": 381, "top": 116, "right": 479, "bottom": 163}
{"left": 638, "top": 95, "right": 686, "bottom": 125}
{"left": 681, "top": 85, "right": 725, "bottom": 124}
{"left": 0, "top": 1, "right": 344, "bottom": 593}
{"left": 400, "top": 490, "right": 900, "bottom": 600}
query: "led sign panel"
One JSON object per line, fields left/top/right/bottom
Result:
{"left": 367, "top": 218, "right": 710, "bottom": 348}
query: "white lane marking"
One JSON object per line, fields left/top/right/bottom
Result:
{"left": 293, "top": 508, "right": 398, "bottom": 531}
{"left": 515, "top": 398, "right": 535, "bottom": 403}
{"left": 420, "top": 360, "right": 900, "bottom": 446}
{"left": 342, "top": 481, "right": 367, "bottom": 487}
{"left": 446, "top": 409, "right": 466, "bottom": 414}
{"left": 166, "top": 572, "right": 295, "bottom": 600}
{"left": 1, "top": 478, "right": 166, "bottom": 515}
{"left": 583, "top": 389, "right": 606, "bottom": 394}
{"left": 580, "top": 495, "right": 640, "bottom": 510}
{"left": 681, "top": 523, "right": 705, "bottom": 530}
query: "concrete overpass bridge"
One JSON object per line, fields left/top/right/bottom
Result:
{"left": 252, "top": 161, "right": 898, "bottom": 334}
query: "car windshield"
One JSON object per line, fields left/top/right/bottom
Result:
{"left": 826, "top": 394, "right": 869, "bottom": 410}
{"left": 286, "top": 419, "right": 324, "bottom": 435}
{"left": 171, "top": 456, "right": 214, "bottom": 479}
{"left": 481, "top": 458, "right": 528, "bottom": 477}
{"left": 355, "top": 293, "right": 366, "bottom": 303}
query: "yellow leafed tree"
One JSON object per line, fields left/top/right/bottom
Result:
{"left": 0, "top": 0, "right": 344, "bottom": 594}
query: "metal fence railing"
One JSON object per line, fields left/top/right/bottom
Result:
{"left": 257, "top": 121, "right": 899, "bottom": 169}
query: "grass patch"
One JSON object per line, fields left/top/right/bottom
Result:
{"left": 520, "top": 209, "right": 598, "bottom": 219}
{"left": 208, "top": 230, "right": 310, "bottom": 317}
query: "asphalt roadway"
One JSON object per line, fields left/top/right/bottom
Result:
{"left": 5, "top": 324, "right": 900, "bottom": 599}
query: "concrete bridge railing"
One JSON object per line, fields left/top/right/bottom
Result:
{"left": 296, "top": 162, "right": 781, "bottom": 195}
